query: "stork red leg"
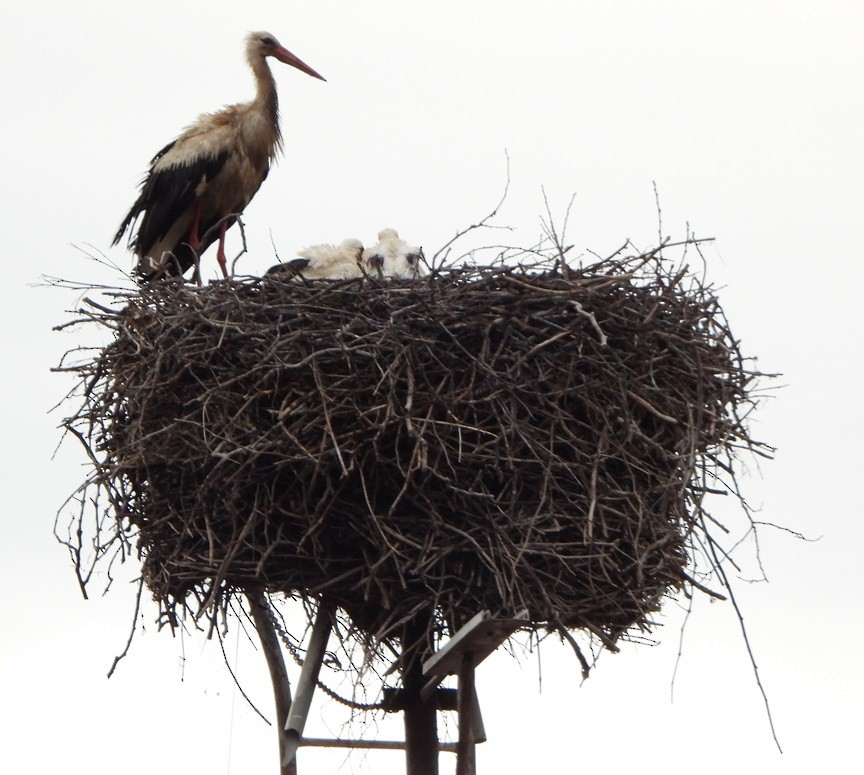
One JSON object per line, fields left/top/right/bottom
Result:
{"left": 216, "top": 220, "right": 230, "bottom": 279}
{"left": 187, "top": 203, "right": 203, "bottom": 250}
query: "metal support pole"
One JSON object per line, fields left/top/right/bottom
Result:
{"left": 403, "top": 614, "right": 439, "bottom": 775}
{"left": 299, "top": 738, "right": 458, "bottom": 753}
{"left": 282, "top": 603, "right": 333, "bottom": 767}
{"left": 247, "top": 592, "right": 296, "bottom": 775}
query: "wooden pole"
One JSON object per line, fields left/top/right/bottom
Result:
{"left": 402, "top": 614, "right": 439, "bottom": 775}
{"left": 456, "top": 652, "right": 476, "bottom": 775}
{"left": 247, "top": 592, "right": 297, "bottom": 775}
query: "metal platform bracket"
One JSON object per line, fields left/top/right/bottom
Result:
{"left": 423, "top": 610, "right": 530, "bottom": 679}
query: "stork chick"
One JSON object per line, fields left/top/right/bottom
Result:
{"left": 266, "top": 238, "right": 365, "bottom": 279}
{"left": 113, "top": 31, "right": 325, "bottom": 283}
{"left": 362, "top": 228, "right": 427, "bottom": 279}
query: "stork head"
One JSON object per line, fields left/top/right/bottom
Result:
{"left": 339, "top": 238, "right": 365, "bottom": 262}
{"left": 363, "top": 229, "right": 427, "bottom": 279}
{"left": 400, "top": 246, "right": 427, "bottom": 277}
{"left": 247, "top": 31, "right": 325, "bottom": 81}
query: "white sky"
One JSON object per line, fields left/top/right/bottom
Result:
{"left": 2, "top": 1, "right": 862, "bottom": 773}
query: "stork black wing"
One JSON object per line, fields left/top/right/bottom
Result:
{"left": 264, "top": 258, "right": 312, "bottom": 277}
{"left": 112, "top": 140, "right": 175, "bottom": 247}
{"left": 113, "top": 143, "right": 229, "bottom": 261}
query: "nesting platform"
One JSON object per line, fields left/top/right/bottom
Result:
{"left": 58, "top": 249, "right": 764, "bottom": 652}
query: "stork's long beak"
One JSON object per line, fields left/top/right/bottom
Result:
{"left": 273, "top": 46, "right": 326, "bottom": 81}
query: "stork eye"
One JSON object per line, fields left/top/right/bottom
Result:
{"left": 369, "top": 254, "right": 384, "bottom": 268}
{"left": 261, "top": 36, "right": 276, "bottom": 46}
{"left": 406, "top": 252, "right": 420, "bottom": 265}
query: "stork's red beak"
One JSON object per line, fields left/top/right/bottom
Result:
{"left": 273, "top": 46, "right": 326, "bottom": 81}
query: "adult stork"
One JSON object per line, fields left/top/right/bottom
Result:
{"left": 113, "top": 31, "right": 325, "bottom": 283}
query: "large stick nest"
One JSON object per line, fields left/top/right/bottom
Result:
{"left": 58, "top": 246, "right": 766, "bottom": 652}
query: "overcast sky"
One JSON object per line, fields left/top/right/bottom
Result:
{"left": 2, "top": 2, "right": 862, "bottom": 773}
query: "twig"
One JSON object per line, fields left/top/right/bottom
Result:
{"left": 107, "top": 577, "right": 144, "bottom": 678}
{"left": 431, "top": 150, "right": 511, "bottom": 267}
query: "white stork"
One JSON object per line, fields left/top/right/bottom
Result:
{"left": 265, "top": 238, "right": 365, "bottom": 279}
{"left": 362, "top": 228, "right": 427, "bottom": 279}
{"left": 113, "top": 31, "right": 325, "bottom": 283}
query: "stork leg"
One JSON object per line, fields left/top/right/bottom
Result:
{"left": 186, "top": 203, "right": 203, "bottom": 286}
{"left": 215, "top": 220, "right": 230, "bottom": 279}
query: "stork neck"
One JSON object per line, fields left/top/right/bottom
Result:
{"left": 250, "top": 56, "right": 280, "bottom": 129}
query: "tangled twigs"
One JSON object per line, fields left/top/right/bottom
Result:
{"left": 55, "top": 245, "right": 771, "bottom": 662}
